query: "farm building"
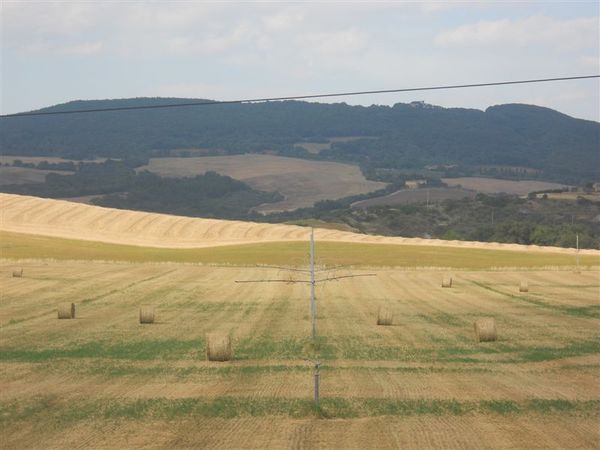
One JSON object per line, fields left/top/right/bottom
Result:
{"left": 405, "top": 179, "right": 427, "bottom": 189}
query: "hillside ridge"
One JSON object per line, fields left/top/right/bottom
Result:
{"left": 2, "top": 98, "right": 598, "bottom": 184}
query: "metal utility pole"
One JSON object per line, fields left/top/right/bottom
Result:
{"left": 235, "top": 230, "right": 376, "bottom": 407}
{"left": 235, "top": 228, "right": 375, "bottom": 341}
{"left": 309, "top": 228, "right": 317, "bottom": 339}
{"left": 304, "top": 358, "right": 321, "bottom": 407}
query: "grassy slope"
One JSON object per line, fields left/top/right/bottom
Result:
{"left": 1, "top": 230, "right": 597, "bottom": 268}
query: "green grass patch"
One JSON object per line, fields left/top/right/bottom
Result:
{"left": 2, "top": 230, "right": 597, "bottom": 268}
{"left": 480, "top": 400, "right": 522, "bottom": 415}
{"left": 2, "top": 336, "right": 598, "bottom": 364}
{"left": 235, "top": 336, "right": 335, "bottom": 360}
{"left": 0, "top": 339, "right": 202, "bottom": 362}
{"left": 417, "top": 313, "right": 466, "bottom": 327}
{"left": 473, "top": 281, "right": 600, "bottom": 318}
{"left": 520, "top": 340, "right": 600, "bottom": 362}
{"left": 563, "top": 305, "right": 600, "bottom": 319}
{"left": 2, "top": 397, "right": 599, "bottom": 425}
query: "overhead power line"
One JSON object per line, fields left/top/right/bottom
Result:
{"left": 1, "top": 74, "right": 598, "bottom": 118}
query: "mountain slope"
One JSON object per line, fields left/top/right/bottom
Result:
{"left": 1, "top": 98, "right": 598, "bottom": 183}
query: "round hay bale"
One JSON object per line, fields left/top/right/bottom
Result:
{"left": 12, "top": 268, "right": 23, "bottom": 278}
{"left": 139, "top": 306, "right": 155, "bottom": 324}
{"left": 206, "top": 333, "right": 232, "bottom": 361}
{"left": 474, "top": 318, "right": 497, "bottom": 342}
{"left": 442, "top": 276, "right": 453, "bottom": 288}
{"left": 57, "top": 302, "right": 75, "bottom": 319}
{"left": 519, "top": 281, "right": 529, "bottom": 293}
{"left": 377, "top": 306, "right": 393, "bottom": 326}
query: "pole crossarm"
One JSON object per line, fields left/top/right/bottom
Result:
{"left": 235, "top": 279, "right": 310, "bottom": 283}
{"left": 255, "top": 265, "right": 312, "bottom": 273}
{"left": 315, "top": 273, "right": 377, "bottom": 283}
{"left": 254, "top": 264, "right": 347, "bottom": 273}
{"left": 233, "top": 228, "right": 377, "bottom": 341}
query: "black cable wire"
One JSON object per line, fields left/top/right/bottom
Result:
{"left": 1, "top": 74, "right": 598, "bottom": 118}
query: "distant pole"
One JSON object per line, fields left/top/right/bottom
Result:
{"left": 576, "top": 233, "right": 580, "bottom": 269}
{"left": 310, "top": 228, "right": 316, "bottom": 340}
{"left": 426, "top": 189, "right": 430, "bottom": 208}
{"left": 491, "top": 210, "right": 494, "bottom": 226}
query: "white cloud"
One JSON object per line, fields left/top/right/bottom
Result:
{"left": 62, "top": 41, "right": 103, "bottom": 56}
{"left": 435, "top": 15, "right": 599, "bottom": 51}
{"left": 262, "top": 11, "right": 304, "bottom": 31}
{"left": 1, "top": 3, "right": 598, "bottom": 120}
{"left": 577, "top": 55, "right": 600, "bottom": 70}
{"left": 301, "top": 29, "right": 368, "bottom": 56}
{"left": 165, "top": 24, "right": 254, "bottom": 55}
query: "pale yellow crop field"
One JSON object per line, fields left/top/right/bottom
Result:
{"left": 3, "top": 194, "right": 594, "bottom": 257}
{"left": 1, "top": 259, "right": 599, "bottom": 449}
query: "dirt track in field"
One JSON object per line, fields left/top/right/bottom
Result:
{"left": 2, "top": 193, "right": 596, "bottom": 255}
{"left": 1, "top": 261, "right": 598, "bottom": 449}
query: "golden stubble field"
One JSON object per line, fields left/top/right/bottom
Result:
{"left": 3, "top": 194, "right": 595, "bottom": 258}
{"left": 1, "top": 260, "right": 599, "bottom": 449}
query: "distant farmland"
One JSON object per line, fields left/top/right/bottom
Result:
{"left": 352, "top": 187, "right": 476, "bottom": 208}
{"left": 139, "top": 154, "right": 386, "bottom": 212}
{"left": 442, "top": 177, "right": 567, "bottom": 195}
{"left": 0, "top": 167, "right": 71, "bottom": 186}
{"left": 294, "top": 136, "right": 376, "bottom": 154}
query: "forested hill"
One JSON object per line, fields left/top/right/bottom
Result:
{"left": 1, "top": 98, "right": 598, "bottom": 183}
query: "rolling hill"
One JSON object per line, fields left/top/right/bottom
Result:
{"left": 1, "top": 193, "right": 597, "bottom": 259}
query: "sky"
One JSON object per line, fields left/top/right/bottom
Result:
{"left": 1, "top": 1, "right": 599, "bottom": 120}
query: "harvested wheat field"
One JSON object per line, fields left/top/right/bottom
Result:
{"left": 1, "top": 254, "right": 599, "bottom": 448}
{"left": 2, "top": 194, "right": 596, "bottom": 257}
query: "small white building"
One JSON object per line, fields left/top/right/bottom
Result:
{"left": 405, "top": 179, "right": 427, "bottom": 189}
